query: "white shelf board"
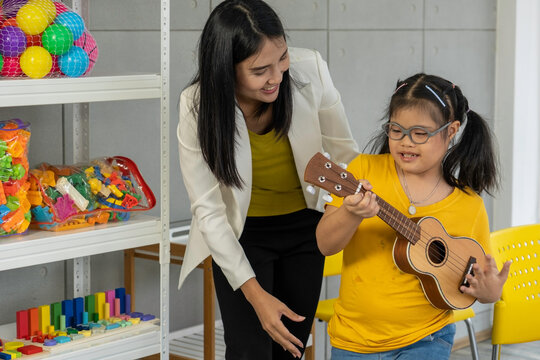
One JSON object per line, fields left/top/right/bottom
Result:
{"left": 0, "top": 74, "right": 162, "bottom": 107}
{"left": 0, "top": 320, "right": 161, "bottom": 360}
{"left": 0, "top": 215, "right": 161, "bottom": 271}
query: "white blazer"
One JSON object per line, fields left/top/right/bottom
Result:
{"left": 177, "top": 47, "right": 358, "bottom": 291}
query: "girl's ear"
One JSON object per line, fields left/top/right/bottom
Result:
{"left": 448, "top": 120, "right": 461, "bottom": 140}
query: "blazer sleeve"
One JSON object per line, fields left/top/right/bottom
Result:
{"left": 177, "top": 87, "right": 255, "bottom": 290}
{"left": 314, "top": 50, "right": 359, "bottom": 164}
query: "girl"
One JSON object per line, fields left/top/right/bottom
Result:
{"left": 316, "top": 73, "right": 511, "bottom": 359}
{"left": 177, "top": 0, "right": 358, "bottom": 358}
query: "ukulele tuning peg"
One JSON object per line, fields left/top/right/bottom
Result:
{"left": 339, "top": 162, "right": 347, "bottom": 169}
{"left": 306, "top": 185, "right": 316, "bottom": 195}
{"left": 322, "top": 193, "right": 333, "bottom": 202}
{"left": 323, "top": 152, "right": 331, "bottom": 159}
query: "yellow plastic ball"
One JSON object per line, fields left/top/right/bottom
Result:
{"left": 28, "top": 0, "right": 57, "bottom": 23}
{"left": 20, "top": 46, "right": 53, "bottom": 79}
{"left": 16, "top": 4, "right": 50, "bottom": 35}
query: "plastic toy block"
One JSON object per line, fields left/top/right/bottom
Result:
{"left": 2, "top": 342, "right": 22, "bottom": 352}
{"left": 105, "top": 290, "right": 115, "bottom": 316}
{"left": 56, "top": 177, "right": 89, "bottom": 211}
{"left": 129, "top": 317, "right": 140, "bottom": 325}
{"left": 79, "top": 330, "right": 91, "bottom": 337}
{"left": 38, "top": 305, "right": 50, "bottom": 334}
{"left": 50, "top": 302, "right": 62, "bottom": 330}
{"left": 114, "top": 298, "right": 120, "bottom": 317}
{"left": 0, "top": 205, "right": 9, "bottom": 218}
{"left": 43, "top": 339, "right": 56, "bottom": 347}
{"left": 0, "top": 352, "right": 11, "bottom": 359}
{"left": 129, "top": 312, "right": 143, "bottom": 318}
{"left": 70, "top": 334, "right": 84, "bottom": 340}
{"left": 4, "top": 351, "right": 20, "bottom": 359}
{"left": 59, "top": 315, "right": 66, "bottom": 331}
{"left": 61, "top": 299, "right": 74, "bottom": 328}
{"left": 84, "top": 294, "right": 95, "bottom": 322}
{"left": 16, "top": 345, "right": 42, "bottom": 355}
{"left": 66, "top": 328, "right": 78, "bottom": 335}
{"left": 16, "top": 310, "right": 28, "bottom": 339}
{"left": 28, "top": 308, "right": 39, "bottom": 336}
{"left": 73, "top": 297, "right": 84, "bottom": 326}
{"left": 82, "top": 312, "right": 88, "bottom": 325}
{"left": 103, "top": 303, "right": 110, "bottom": 320}
{"left": 141, "top": 314, "right": 155, "bottom": 321}
{"left": 53, "top": 336, "right": 70, "bottom": 344}
{"left": 105, "top": 323, "right": 120, "bottom": 331}
{"left": 95, "top": 292, "right": 105, "bottom": 320}
{"left": 125, "top": 294, "right": 131, "bottom": 315}
{"left": 114, "top": 288, "right": 126, "bottom": 314}
{"left": 0, "top": 184, "right": 6, "bottom": 205}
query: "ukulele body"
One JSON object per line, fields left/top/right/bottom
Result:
{"left": 392, "top": 216, "right": 486, "bottom": 310}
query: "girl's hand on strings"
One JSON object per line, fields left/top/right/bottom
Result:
{"left": 343, "top": 179, "right": 379, "bottom": 219}
{"left": 459, "top": 254, "right": 511, "bottom": 303}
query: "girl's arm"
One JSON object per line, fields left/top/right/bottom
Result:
{"left": 316, "top": 180, "right": 379, "bottom": 256}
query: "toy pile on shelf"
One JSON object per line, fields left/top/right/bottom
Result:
{"left": 29, "top": 156, "right": 155, "bottom": 231}
{"left": 0, "top": 118, "right": 31, "bottom": 236}
{"left": 0, "top": 0, "right": 99, "bottom": 78}
{"left": 0, "top": 287, "right": 157, "bottom": 358}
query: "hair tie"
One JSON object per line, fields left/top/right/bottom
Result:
{"left": 425, "top": 85, "right": 446, "bottom": 107}
{"left": 394, "top": 82, "right": 407, "bottom": 94}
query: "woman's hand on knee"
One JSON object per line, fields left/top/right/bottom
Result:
{"left": 241, "top": 278, "right": 304, "bottom": 358}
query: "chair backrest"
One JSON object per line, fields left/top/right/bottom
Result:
{"left": 489, "top": 224, "right": 540, "bottom": 345}
{"left": 323, "top": 251, "right": 343, "bottom": 277}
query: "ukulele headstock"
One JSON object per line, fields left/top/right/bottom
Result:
{"left": 304, "top": 152, "right": 359, "bottom": 198}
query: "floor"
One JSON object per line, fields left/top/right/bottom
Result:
{"left": 450, "top": 339, "right": 540, "bottom": 360}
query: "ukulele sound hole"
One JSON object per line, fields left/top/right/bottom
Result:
{"left": 427, "top": 239, "right": 447, "bottom": 265}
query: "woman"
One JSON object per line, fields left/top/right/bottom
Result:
{"left": 177, "top": 0, "right": 358, "bottom": 358}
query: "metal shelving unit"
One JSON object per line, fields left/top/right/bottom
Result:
{"left": 0, "top": 0, "right": 170, "bottom": 358}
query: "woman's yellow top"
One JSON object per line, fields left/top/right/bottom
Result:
{"left": 247, "top": 129, "right": 306, "bottom": 216}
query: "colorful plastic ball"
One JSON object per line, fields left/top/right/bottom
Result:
{"left": 42, "top": 24, "right": 72, "bottom": 55}
{"left": 16, "top": 3, "right": 50, "bottom": 35}
{"left": 58, "top": 46, "right": 88, "bottom": 77}
{"left": 73, "top": 31, "right": 97, "bottom": 74}
{"left": 0, "top": 55, "right": 3, "bottom": 73}
{"left": 20, "top": 45, "right": 52, "bottom": 78}
{"left": 0, "top": 26, "right": 27, "bottom": 57}
{"left": 0, "top": 18, "right": 19, "bottom": 29}
{"left": 54, "top": 11, "right": 84, "bottom": 41}
{"left": 26, "top": 33, "right": 42, "bottom": 47}
{"left": 0, "top": 56, "right": 23, "bottom": 77}
{"left": 53, "top": 1, "right": 68, "bottom": 15}
{"left": 27, "top": 0, "right": 56, "bottom": 23}
{"left": 2, "top": 0, "right": 28, "bottom": 19}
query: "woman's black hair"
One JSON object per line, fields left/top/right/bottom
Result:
{"left": 190, "top": 0, "right": 292, "bottom": 188}
{"left": 368, "top": 73, "right": 499, "bottom": 195}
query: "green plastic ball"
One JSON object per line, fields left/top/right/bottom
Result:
{"left": 42, "top": 24, "right": 73, "bottom": 56}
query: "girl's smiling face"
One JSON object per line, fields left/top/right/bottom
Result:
{"left": 388, "top": 106, "right": 460, "bottom": 177}
{"left": 234, "top": 36, "right": 289, "bottom": 113}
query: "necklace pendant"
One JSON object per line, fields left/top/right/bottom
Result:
{"left": 408, "top": 204, "right": 417, "bottom": 215}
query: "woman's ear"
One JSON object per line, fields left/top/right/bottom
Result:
{"left": 448, "top": 120, "right": 461, "bottom": 140}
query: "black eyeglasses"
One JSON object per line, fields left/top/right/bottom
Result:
{"left": 382, "top": 122, "right": 451, "bottom": 145}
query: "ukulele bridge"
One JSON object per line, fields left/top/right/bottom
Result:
{"left": 459, "top": 256, "right": 476, "bottom": 292}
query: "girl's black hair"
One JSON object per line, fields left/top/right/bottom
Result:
{"left": 368, "top": 73, "right": 499, "bottom": 195}
{"left": 190, "top": 0, "right": 292, "bottom": 188}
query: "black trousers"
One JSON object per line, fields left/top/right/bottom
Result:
{"left": 212, "top": 208, "right": 324, "bottom": 360}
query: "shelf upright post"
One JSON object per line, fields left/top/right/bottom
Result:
{"left": 160, "top": 0, "right": 171, "bottom": 358}
{"left": 67, "top": 0, "right": 92, "bottom": 299}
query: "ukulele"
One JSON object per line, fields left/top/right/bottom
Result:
{"left": 304, "top": 152, "right": 486, "bottom": 310}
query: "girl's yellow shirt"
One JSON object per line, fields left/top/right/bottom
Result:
{"left": 247, "top": 129, "right": 306, "bottom": 216}
{"left": 327, "top": 153, "right": 489, "bottom": 353}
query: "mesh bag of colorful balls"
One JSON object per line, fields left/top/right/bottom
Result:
{"left": 0, "top": 0, "right": 98, "bottom": 78}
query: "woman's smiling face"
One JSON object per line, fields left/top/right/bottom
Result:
{"left": 234, "top": 36, "right": 289, "bottom": 112}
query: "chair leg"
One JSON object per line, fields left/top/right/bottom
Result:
{"left": 492, "top": 344, "right": 500, "bottom": 360}
{"left": 463, "top": 318, "right": 479, "bottom": 360}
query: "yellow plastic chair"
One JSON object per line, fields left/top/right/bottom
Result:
{"left": 489, "top": 224, "right": 540, "bottom": 360}
{"left": 305, "top": 251, "right": 479, "bottom": 360}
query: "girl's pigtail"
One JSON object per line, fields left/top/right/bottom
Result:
{"left": 443, "top": 110, "right": 499, "bottom": 195}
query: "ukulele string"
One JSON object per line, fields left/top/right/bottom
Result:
{"left": 324, "top": 167, "right": 471, "bottom": 275}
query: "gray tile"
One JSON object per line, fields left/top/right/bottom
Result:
{"left": 425, "top": 0, "right": 497, "bottom": 30}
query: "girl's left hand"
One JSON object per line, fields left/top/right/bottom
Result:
{"left": 459, "top": 254, "right": 511, "bottom": 303}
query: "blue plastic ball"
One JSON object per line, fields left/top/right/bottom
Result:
{"left": 58, "top": 46, "right": 89, "bottom": 77}
{"left": 54, "top": 11, "right": 85, "bottom": 41}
